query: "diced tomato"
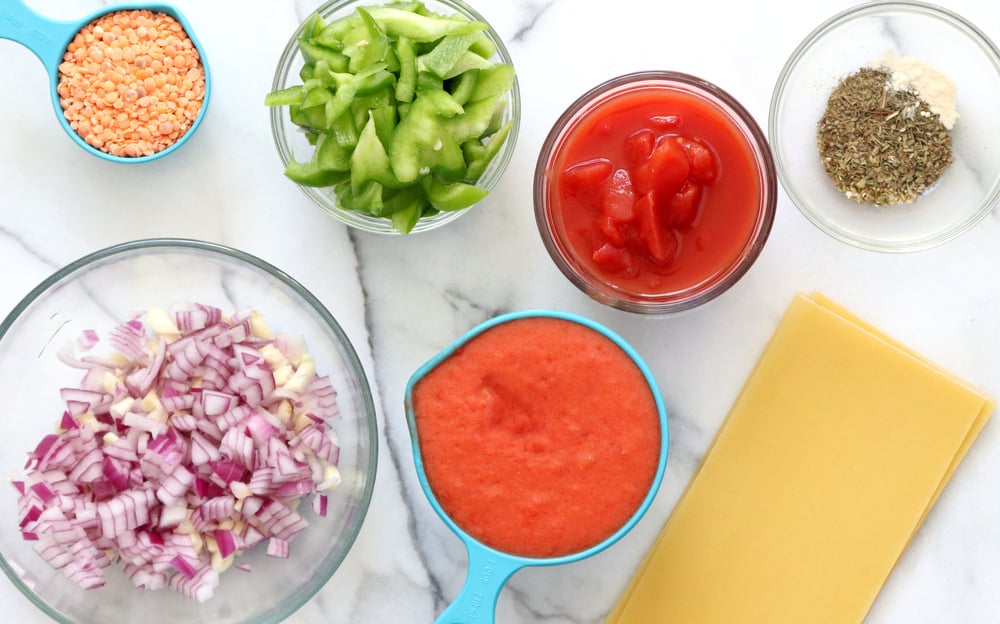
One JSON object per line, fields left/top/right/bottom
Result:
{"left": 623, "top": 129, "right": 655, "bottom": 167}
{"left": 633, "top": 193, "right": 678, "bottom": 262}
{"left": 631, "top": 136, "right": 690, "bottom": 199}
{"left": 592, "top": 242, "right": 634, "bottom": 273}
{"left": 679, "top": 137, "right": 716, "bottom": 184}
{"left": 666, "top": 181, "right": 702, "bottom": 228}
{"left": 602, "top": 169, "right": 636, "bottom": 223}
{"left": 562, "top": 158, "right": 613, "bottom": 196}
{"left": 597, "top": 215, "right": 626, "bottom": 247}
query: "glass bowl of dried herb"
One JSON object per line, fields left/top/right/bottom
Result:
{"left": 769, "top": 0, "right": 1000, "bottom": 252}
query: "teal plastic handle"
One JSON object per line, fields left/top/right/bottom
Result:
{"left": 0, "top": 0, "right": 79, "bottom": 76}
{"left": 435, "top": 547, "right": 522, "bottom": 624}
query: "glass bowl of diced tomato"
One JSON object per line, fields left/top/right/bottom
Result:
{"left": 534, "top": 71, "right": 777, "bottom": 314}
{"left": 268, "top": 0, "right": 520, "bottom": 235}
{"left": 0, "top": 239, "right": 378, "bottom": 624}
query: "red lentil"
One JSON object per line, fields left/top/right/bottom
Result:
{"left": 56, "top": 10, "right": 206, "bottom": 158}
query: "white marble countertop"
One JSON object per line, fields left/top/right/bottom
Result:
{"left": 3, "top": 0, "right": 1000, "bottom": 622}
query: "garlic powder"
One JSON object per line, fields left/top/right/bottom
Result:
{"left": 872, "top": 52, "right": 958, "bottom": 129}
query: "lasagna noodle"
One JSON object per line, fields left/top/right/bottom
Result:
{"left": 607, "top": 292, "right": 995, "bottom": 624}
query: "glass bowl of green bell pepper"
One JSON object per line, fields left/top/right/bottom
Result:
{"left": 268, "top": 0, "right": 520, "bottom": 235}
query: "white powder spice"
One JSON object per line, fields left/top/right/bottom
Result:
{"left": 872, "top": 52, "right": 958, "bottom": 129}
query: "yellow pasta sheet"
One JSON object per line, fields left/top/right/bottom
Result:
{"left": 608, "top": 292, "right": 995, "bottom": 624}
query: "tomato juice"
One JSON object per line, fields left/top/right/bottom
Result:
{"left": 537, "top": 74, "right": 775, "bottom": 311}
{"left": 410, "top": 316, "right": 662, "bottom": 559}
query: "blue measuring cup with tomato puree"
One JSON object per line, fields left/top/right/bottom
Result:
{"left": 404, "top": 309, "right": 670, "bottom": 624}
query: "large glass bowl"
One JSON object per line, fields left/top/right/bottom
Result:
{"left": 534, "top": 71, "right": 777, "bottom": 315}
{"left": 269, "top": 0, "right": 520, "bottom": 235}
{"left": 769, "top": 0, "right": 1000, "bottom": 252}
{"left": 0, "top": 239, "right": 378, "bottom": 624}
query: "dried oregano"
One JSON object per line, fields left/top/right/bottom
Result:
{"left": 816, "top": 67, "right": 954, "bottom": 205}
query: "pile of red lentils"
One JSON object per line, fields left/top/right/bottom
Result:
{"left": 56, "top": 10, "right": 207, "bottom": 158}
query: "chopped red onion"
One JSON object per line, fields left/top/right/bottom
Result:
{"left": 266, "top": 537, "right": 289, "bottom": 559}
{"left": 12, "top": 304, "right": 343, "bottom": 602}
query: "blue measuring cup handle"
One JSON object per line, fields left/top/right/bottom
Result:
{"left": 435, "top": 546, "right": 523, "bottom": 624}
{"left": 0, "top": 0, "right": 80, "bottom": 75}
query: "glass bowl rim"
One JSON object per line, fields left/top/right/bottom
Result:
{"left": 0, "top": 237, "right": 379, "bottom": 624}
{"left": 533, "top": 70, "right": 777, "bottom": 315}
{"left": 268, "top": 0, "right": 522, "bottom": 235}
{"left": 768, "top": 0, "right": 1000, "bottom": 253}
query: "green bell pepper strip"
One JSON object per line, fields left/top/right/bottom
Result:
{"left": 465, "top": 120, "right": 512, "bottom": 180}
{"left": 394, "top": 36, "right": 417, "bottom": 103}
{"left": 448, "top": 69, "right": 478, "bottom": 106}
{"left": 442, "top": 51, "right": 494, "bottom": 80}
{"left": 470, "top": 64, "right": 515, "bottom": 102}
{"left": 299, "top": 13, "right": 327, "bottom": 43}
{"left": 337, "top": 179, "right": 385, "bottom": 216}
{"left": 468, "top": 30, "right": 497, "bottom": 59}
{"left": 388, "top": 88, "right": 467, "bottom": 182}
{"left": 343, "top": 8, "right": 389, "bottom": 73}
{"left": 369, "top": 103, "right": 398, "bottom": 147}
{"left": 299, "top": 41, "right": 350, "bottom": 72}
{"left": 411, "top": 88, "right": 463, "bottom": 117}
{"left": 301, "top": 84, "right": 334, "bottom": 109}
{"left": 264, "top": 85, "right": 306, "bottom": 107}
{"left": 331, "top": 113, "right": 360, "bottom": 148}
{"left": 424, "top": 177, "right": 488, "bottom": 211}
{"left": 415, "top": 71, "right": 444, "bottom": 93}
{"left": 364, "top": 7, "right": 486, "bottom": 41}
{"left": 314, "top": 15, "right": 354, "bottom": 50}
{"left": 440, "top": 96, "right": 498, "bottom": 143}
{"left": 389, "top": 97, "right": 465, "bottom": 183}
{"left": 284, "top": 158, "right": 345, "bottom": 187}
{"left": 316, "top": 132, "right": 353, "bottom": 171}
{"left": 351, "top": 112, "right": 401, "bottom": 192}
{"left": 388, "top": 187, "right": 429, "bottom": 233}
{"left": 416, "top": 33, "right": 475, "bottom": 79}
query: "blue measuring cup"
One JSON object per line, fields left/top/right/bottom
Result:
{"left": 404, "top": 309, "right": 670, "bottom": 624}
{"left": 0, "top": 0, "right": 211, "bottom": 163}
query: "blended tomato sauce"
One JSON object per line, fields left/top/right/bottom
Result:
{"left": 411, "top": 317, "right": 661, "bottom": 558}
{"left": 549, "top": 85, "right": 762, "bottom": 297}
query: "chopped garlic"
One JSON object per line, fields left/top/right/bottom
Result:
{"left": 211, "top": 551, "right": 234, "bottom": 573}
{"left": 103, "top": 371, "right": 120, "bottom": 394}
{"left": 230, "top": 481, "right": 251, "bottom": 500}
{"left": 249, "top": 310, "right": 274, "bottom": 340}
{"left": 293, "top": 411, "right": 314, "bottom": 433}
{"left": 145, "top": 307, "right": 180, "bottom": 339}
{"left": 77, "top": 411, "right": 98, "bottom": 430}
{"left": 140, "top": 389, "right": 162, "bottom": 412}
{"left": 260, "top": 343, "right": 289, "bottom": 370}
{"left": 318, "top": 464, "right": 341, "bottom": 491}
{"left": 189, "top": 531, "right": 204, "bottom": 554}
{"left": 283, "top": 353, "right": 315, "bottom": 393}
{"left": 276, "top": 400, "right": 292, "bottom": 426}
{"left": 110, "top": 397, "right": 135, "bottom": 418}
{"left": 272, "top": 363, "right": 294, "bottom": 386}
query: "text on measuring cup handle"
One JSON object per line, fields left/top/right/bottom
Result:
{"left": 1, "top": 10, "right": 55, "bottom": 44}
{"left": 463, "top": 558, "right": 497, "bottom": 617}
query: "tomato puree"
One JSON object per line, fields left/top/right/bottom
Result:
{"left": 548, "top": 84, "right": 763, "bottom": 297}
{"left": 411, "top": 317, "right": 661, "bottom": 558}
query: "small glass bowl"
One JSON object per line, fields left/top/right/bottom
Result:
{"left": 0, "top": 239, "right": 378, "bottom": 624}
{"left": 269, "top": 0, "right": 520, "bottom": 235}
{"left": 770, "top": 0, "right": 1000, "bottom": 252}
{"left": 534, "top": 71, "right": 777, "bottom": 315}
